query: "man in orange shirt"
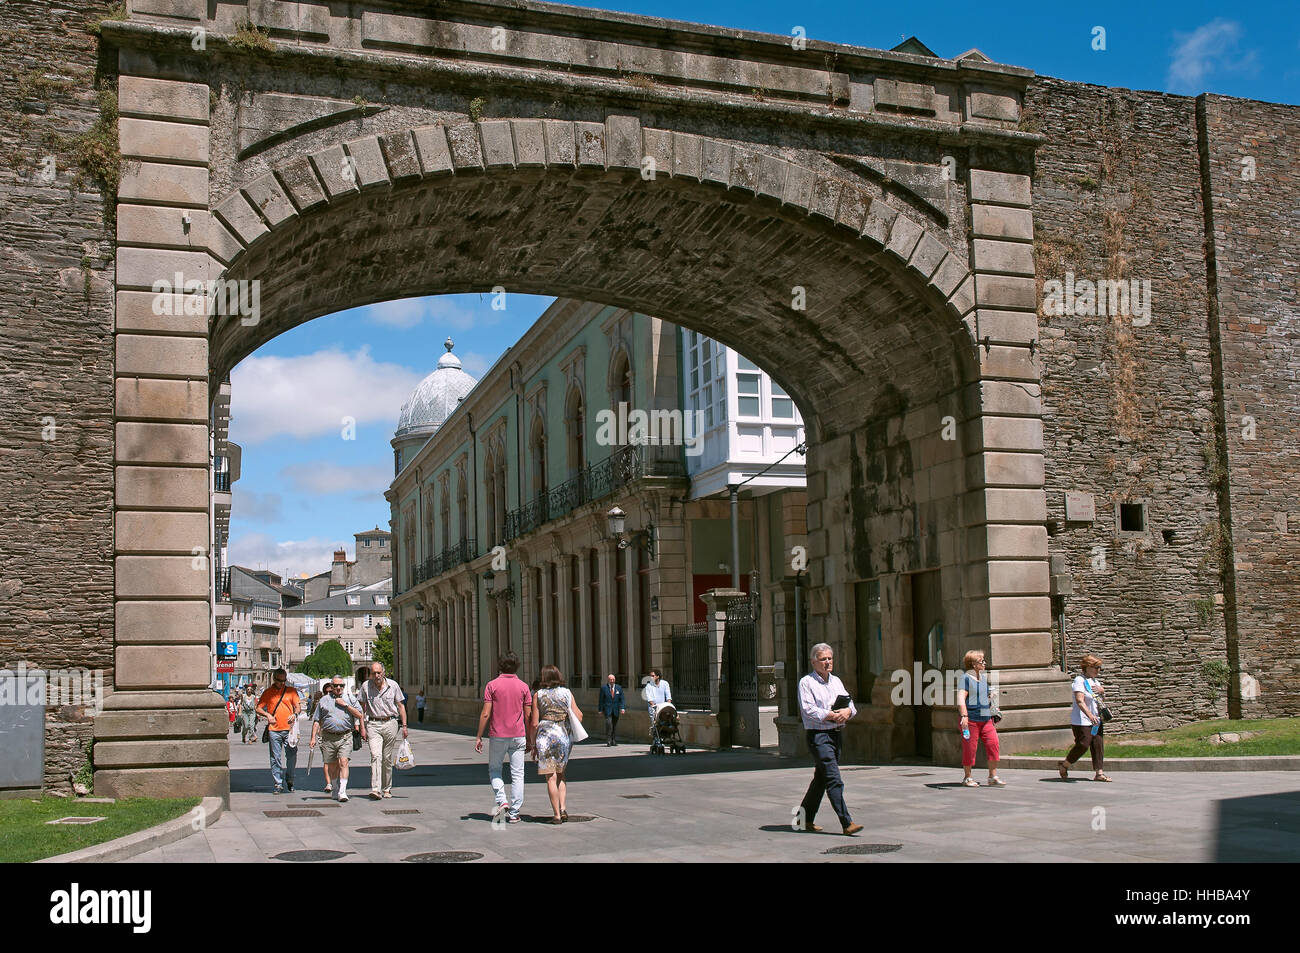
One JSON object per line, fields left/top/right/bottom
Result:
{"left": 257, "top": 668, "right": 302, "bottom": 794}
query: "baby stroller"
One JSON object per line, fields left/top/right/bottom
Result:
{"left": 649, "top": 702, "right": 687, "bottom": 755}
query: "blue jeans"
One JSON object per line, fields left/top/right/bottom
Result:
{"left": 801, "top": 729, "right": 852, "bottom": 828}
{"left": 488, "top": 736, "right": 526, "bottom": 818}
{"left": 269, "top": 729, "right": 297, "bottom": 790}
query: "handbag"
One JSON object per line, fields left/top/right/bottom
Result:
{"left": 261, "top": 685, "right": 288, "bottom": 744}
{"left": 568, "top": 694, "right": 589, "bottom": 743}
{"left": 234, "top": 715, "right": 244, "bottom": 733}
{"left": 352, "top": 729, "right": 363, "bottom": 751}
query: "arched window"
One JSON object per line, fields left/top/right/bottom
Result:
{"left": 456, "top": 469, "right": 468, "bottom": 547}
{"left": 565, "top": 387, "right": 585, "bottom": 478}
{"left": 610, "top": 351, "right": 633, "bottom": 446}
{"left": 484, "top": 449, "right": 498, "bottom": 547}
{"left": 493, "top": 445, "right": 507, "bottom": 544}
{"left": 424, "top": 490, "right": 435, "bottom": 560}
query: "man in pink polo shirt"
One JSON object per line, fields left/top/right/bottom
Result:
{"left": 475, "top": 651, "right": 533, "bottom": 823}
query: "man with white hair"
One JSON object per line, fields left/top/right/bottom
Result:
{"left": 796, "top": 643, "right": 862, "bottom": 835}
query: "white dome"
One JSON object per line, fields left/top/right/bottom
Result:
{"left": 395, "top": 338, "right": 477, "bottom": 440}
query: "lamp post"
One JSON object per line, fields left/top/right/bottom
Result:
{"left": 607, "top": 505, "right": 655, "bottom": 561}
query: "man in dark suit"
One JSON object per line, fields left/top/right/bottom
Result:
{"left": 597, "top": 673, "right": 626, "bottom": 746}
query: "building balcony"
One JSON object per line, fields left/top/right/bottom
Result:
{"left": 505, "top": 443, "right": 685, "bottom": 542}
{"left": 409, "top": 537, "right": 478, "bottom": 590}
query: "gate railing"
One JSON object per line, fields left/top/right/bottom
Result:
{"left": 669, "top": 622, "right": 711, "bottom": 711}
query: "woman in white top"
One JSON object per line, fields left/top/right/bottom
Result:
{"left": 1058, "top": 654, "right": 1111, "bottom": 781}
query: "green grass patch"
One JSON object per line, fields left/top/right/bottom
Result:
{"left": 1020, "top": 717, "right": 1300, "bottom": 759}
{"left": 0, "top": 795, "right": 199, "bottom": 863}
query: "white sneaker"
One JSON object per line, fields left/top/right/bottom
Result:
{"left": 338, "top": 793, "right": 349, "bottom": 802}
{"left": 324, "top": 783, "right": 332, "bottom": 794}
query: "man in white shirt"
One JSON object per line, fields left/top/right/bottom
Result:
{"left": 358, "top": 662, "right": 408, "bottom": 799}
{"left": 797, "top": 643, "right": 863, "bottom": 836}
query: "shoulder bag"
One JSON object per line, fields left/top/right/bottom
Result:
{"left": 566, "top": 691, "right": 589, "bottom": 743}
{"left": 261, "top": 686, "right": 288, "bottom": 743}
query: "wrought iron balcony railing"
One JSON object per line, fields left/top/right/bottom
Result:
{"left": 505, "top": 443, "right": 685, "bottom": 542}
{"left": 214, "top": 471, "right": 232, "bottom": 492}
{"left": 411, "top": 537, "right": 478, "bottom": 588}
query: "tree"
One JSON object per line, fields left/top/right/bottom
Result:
{"left": 297, "top": 639, "right": 352, "bottom": 679}
{"left": 372, "top": 624, "right": 394, "bottom": 672}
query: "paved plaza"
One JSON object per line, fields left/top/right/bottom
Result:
{"left": 130, "top": 723, "right": 1300, "bottom": 863}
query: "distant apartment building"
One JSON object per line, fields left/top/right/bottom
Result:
{"left": 299, "top": 528, "right": 392, "bottom": 602}
{"left": 281, "top": 577, "right": 392, "bottom": 670}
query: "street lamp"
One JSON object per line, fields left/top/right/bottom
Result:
{"left": 607, "top": 504, "right": 655, "bottom": 561}
{"left": 482, "top": 569, "right": 495, "bottom": 596}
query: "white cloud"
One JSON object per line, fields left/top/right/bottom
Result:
{"left": 459, "top": 350, "right": 493, "bottom": 376}
{"left": 230, "top": 346, "right": 420, "bottom": 444}
{"left": 1168, "top": 20, "right": 1258, "bottom": 93}
{"left": 361, "top": 296, "right": 488, "bottom": 330}
{"left": 280, "top": 462, "right": 392, "bottom": 496}
{"left": 227, "top": 532, "right": 348, "bottom": 580}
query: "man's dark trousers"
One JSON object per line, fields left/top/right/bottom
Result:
{"left": 605, "top": 712, "right": 619, "bottom": 745}
{"left": 801, "top": 728, "right": 852, "bottom": 828}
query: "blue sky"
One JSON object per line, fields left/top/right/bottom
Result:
{"left": 226, "top": 0, "right": 1298, "bottom": 579}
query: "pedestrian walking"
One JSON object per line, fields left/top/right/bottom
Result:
{"left": 226, "top": 694, "right": 239, "bottom": 733}
{"left": 528, "top": 665, "right": 582, "bottom": 824}
{"left": 257, "top": 668, "right": 302, "bottom": 794}
{"left": 357, "top": 662, "right": 407, "bottom": 799}
{"left": 310, "top": 676, "right": 366, "bottom": 802}
{"left": 1059, "top": 654, "right": 1111, "bottom": 782}
{"left": 416, "top": 690, "right": 426, "bottom": 724}
{"left": 644, "top": 668, "right": 672, "bottom": 715}
{"left": 598, "top": 673, "right": 626, "bottom": 746}
{"left": 796, "top": 643, "right": 862, "bottom": 835}
{"left": 474, "top": 652, "right": 532, "bottom": 824}
{"left": 240, "top": 685, "right": 258, "bottom": 744}
{"left": 957, "top": 650, "right": 1004, "bottom": 787}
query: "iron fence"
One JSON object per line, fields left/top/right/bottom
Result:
{"left": 411, "top": 538, "right": 478, "bottom": 588}
{"left": 670, "top": 622, "right": 711, "bottom": 711}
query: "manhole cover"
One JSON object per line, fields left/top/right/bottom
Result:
{"left": 822, "top": 844, "right": 903, "bottom": 856}
{"left": 900, "top": 772, "right": 933, "bottom": 777}
{"left": 272, "top": 849, "right": 351, "bottom": 862}
{"left": 383, "top": 809, "right": 421, "bottom": 815}
{"left": 46, "top": 816, "right": 107, "bottom": 825}
{"left": 403, "top": 851, "right": 483, "bottom": 863}
{"left": 356, "top": 825, "right": 416, "bottom": 834}
{"left": 264, "top": 810, "right": 323, "bottom": 818}
{"left": 620, "top": 794, "right": 658, "bottom": 799}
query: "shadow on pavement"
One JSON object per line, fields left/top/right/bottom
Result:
{"left": 1212, "top": 789, "right": 1300, "bottom": 861}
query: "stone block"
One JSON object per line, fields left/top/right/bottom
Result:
{"left": 116, "top": 466, "right": 208, "bottom": 509}
{"left": 973, "top": 239, "right": 1035, "bottom": 275}
{"left": 966, "top": 487, "right": 1047, "bottom": 524}
{"left": 807, "top": 175, "right": 841, "bottom": 220}
{"left": 965, "top": 309, "right": 1039, "bottom": 345}
{"left": 968, "top": 88, "right": 1020, "bottom": 122}
{"left": 966, "top": 414, "right": 1043, "bottom": 452}
{"left": 510, "top": 120, "right": 546, "bottom": 168}
{"left": 605, "top": 114, "right": 641, "bottom": 169}
{"left": 908, "top": 232, "right": 949, "bottom": 279}
{"left": 700, "top": 138, "right": 732, "bottom": 186}
{"left": 118, "top": 161, "right": 208, "bottom": 207}
{"left": 979, "top": 344, "right": 1040, "bottom": 381}
{"left": 447, "top": 123, "right": 485, "bottom": 170}
{"left": 885, "top": 212, "right": 923, "bottom": 261}
{"left": 249, "top": 0, "right": 330, "bottom": 38}
{"left": 206, "top": 216, "right": 244, "bottom": 266}
{"left": 118, "top": 76, "right": 209, "bottom": 123}
{"left": 967, "top": 560, "right": 1050, "bottom": 596}
{"left": 116, "top": 204, "right": 207, "bottom": 250}
{"left": 981, "top": 595, "right": 1052, "bottom": 633}
{"left": 127, "top": 0, "right": 204, "bottom": 19}
{"left": 968, "top": 524, "right": 1049, "bottom": 560}
{"left": 975, "top": 274, "right": 1037, "bottom": 309}
{"left": 965, "top": 450, "right": 1045, "bottom": 488}
{"left": 971, "top": 204, "right": 1034, "bottom": 241}
{"left": 213, "top": 190, "right": 270, "bottom": 246}
{"left": 118, "top": 117, "right": 209, "bottom": 164}
{"left": 948, "top": 274, "right": 977, "bottom": 317}
{"left": 575, "top": 122, "right": 606, "bottom": 168}
{"left": 861, "top": 199, "right": 898, "bottom": 246}
{"left": 782, "top": 162, "right": 814, "bottom": 211}
{"left": 115, "top": 511, "right": 209, "bottom": 554}
{"left": 755, "top": 155, "right": 788, "bottom": 202}
{"left": 544, "top": 121, "right": 577, "bottom": 167}
{"left": 835, "top": 184, "right": 869, "bottom": 232}
{"left": 115, "top": 378, "right": 208, "bottom": 422}
{"left": 641, "top": 127, "right": 672, "bottom": 180}
{"left": 94, "top": 738, "right": 230, "bottom": 766}
{"left": 309, "top": 144, "right": 361, "bottom": 198}
{"left": 276, "top": 155, "right": 328, "bottom": 210}
{"left": 116, "top": 556, "right": 209, "bottom": 598}
{"left": 671, "top": 132, "right": 701, "bottom": 181}
{"left": 243, "top": 174, "right": 296, "bottom": 227}
{"left": 116, "top": 334, "right": 208, "bottom": 379}
{"left": 478, "top": 121, "right": 515, "bottom": 169}
{"left": 973, "top": 379, "right": 1043, "bottom": 416}
{"left": 115, "top": 248, "right": 210, "bottom": 291}
{"left": 95, "top": 766, "right": 230, "bottom": 801}
{"left": 969, "top": 169, "right": 1031, "bottom": 206}
{"left": 412, "top": 125, "right": 454, "bottom": 176}
{"left": 115, "top": 422, "right": 209, "bottom": 465}
{"left": 94, "top": 706, "right": 229, "bottom": 738}
{"left": 116, "top": 290, "right": 207, "bottom": 335}
{"left": 343, "top": 135, "right": 389, "bottom": 188}
{"left": 929, "top": 254, "right": 968, "bottom": 298}
{"left": 729, "top": 148, "right": 761, "bottom": 194}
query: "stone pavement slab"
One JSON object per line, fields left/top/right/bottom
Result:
{"left": 125, "top": 723, "right": 1300, "bottom": 863}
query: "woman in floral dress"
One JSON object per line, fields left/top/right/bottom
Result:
{"left": 528, "top": 664, "right": 583, "bottom": 824}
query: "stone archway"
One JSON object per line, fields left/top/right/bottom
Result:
{"left": 97, "top": 4, "right": 1057, "bottom": 798}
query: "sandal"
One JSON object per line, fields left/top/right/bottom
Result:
{"left": 1094, "top": 772, "right": 1113, "bottom": 782}
{"left": 961, "top": 777, "right": 979, "bottom": 787}
{"left": 987, "top": 777, "right": 1006, "bottom": 787}
{"left": 551, "top": 816, "right": 563, "bottom": 825}
{"left": 560, "top": 810, "right": 568, "bottom": 822}
{"left": 1058, "top": 760, "right": 1069, "bottom": 779}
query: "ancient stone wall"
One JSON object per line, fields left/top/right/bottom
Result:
{"left": 0, "top": 2, "right": 119, "bottom": 790}
{"left": 1201, "top": 95, "right": 1300, "bottom": 716}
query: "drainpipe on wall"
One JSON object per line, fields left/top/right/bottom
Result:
{"left": 729, "top": 483, "right": 741, "bottom": 591}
